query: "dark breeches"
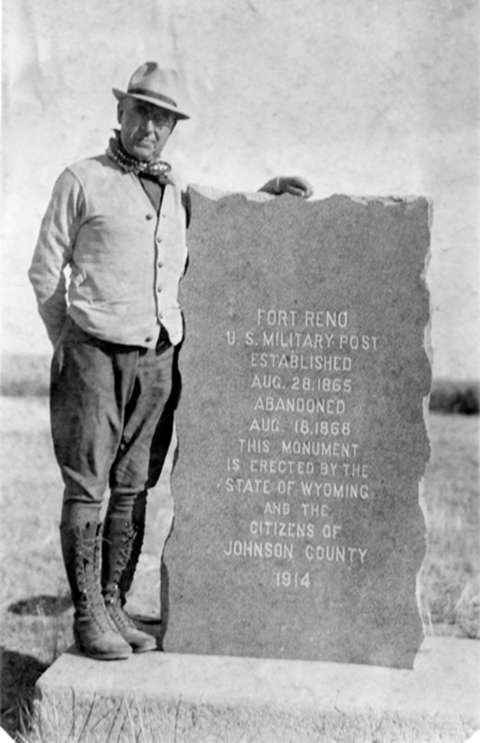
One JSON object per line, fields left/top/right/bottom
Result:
{"left": 50, "top": 317, "right": 180, "bottom": 509}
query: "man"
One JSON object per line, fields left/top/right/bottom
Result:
{"left": 29, "top": 61, "right": 313, "bottom": 661}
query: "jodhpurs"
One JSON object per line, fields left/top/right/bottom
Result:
{"left": 50, "top": 317, "right": 180, "bottom": 508}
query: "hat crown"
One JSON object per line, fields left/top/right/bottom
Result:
{"left": 113, "top": 61, "right": 190, "bottom": 119}
{"left": 128, "top": 62, "right": 180, "bottom": 105}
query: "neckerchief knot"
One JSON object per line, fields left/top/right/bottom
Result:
{"left": 106, "top": 131, "right": 171, "bottom": 183}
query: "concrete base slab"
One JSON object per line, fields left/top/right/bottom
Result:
{"left": 33, "top": 636, "right": 479, "bottom": 743}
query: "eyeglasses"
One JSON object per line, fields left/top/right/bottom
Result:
{"left": 126, "top": 99, "right": 175, "bottom": 127}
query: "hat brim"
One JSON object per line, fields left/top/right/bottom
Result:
{"left": 112, "top": 88, "right": 190, "bottom": 120}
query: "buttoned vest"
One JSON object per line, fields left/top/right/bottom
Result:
{"left": 67, "top": 155, "right": 187, "bottom": 347}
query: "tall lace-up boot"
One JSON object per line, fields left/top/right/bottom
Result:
{"left": 102, "top": 514, "right": 156, "bottom": 653}
{"left": 60, "top": 520, "right": 132, "bottom": 660}
{"left": 118, "top": 492, "right": 147, "bottom": 608}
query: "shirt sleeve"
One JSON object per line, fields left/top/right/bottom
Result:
{"left": 28, "top": 168, "right": 85, "bottom": 345}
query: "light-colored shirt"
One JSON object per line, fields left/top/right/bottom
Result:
{"left": 28, "top": 154, "right": 188, "bottom": 348}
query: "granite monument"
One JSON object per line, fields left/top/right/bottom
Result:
{"left": 160, "top": 191, "right": 431, "bottom": 668}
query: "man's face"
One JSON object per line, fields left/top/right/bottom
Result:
{"left": 118, "top": 97, "right": 176, "bottom": 162}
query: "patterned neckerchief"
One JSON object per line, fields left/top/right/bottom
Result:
{"left": 106, "top": 130, "right": 172, "bottom": 183}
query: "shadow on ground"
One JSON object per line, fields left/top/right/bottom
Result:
{"left": 1, "top": 595, "right": 73, "bottom": 738}
{"left": 1, "top": 648, "right": 48, "bottom": 738}
{"left": 9, "top": 594, "right": 71, "bottom": 617}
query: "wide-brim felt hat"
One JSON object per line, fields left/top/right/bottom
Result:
{"left": 113, "top": 62, "right": 190, "bottom": 120}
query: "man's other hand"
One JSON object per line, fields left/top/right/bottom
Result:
{"left": 259, "top": 176, "right": 314, "bottom": 199}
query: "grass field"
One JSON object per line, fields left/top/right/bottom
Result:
{"left": 0, "top": 397, "right": 478, "bottom": 740}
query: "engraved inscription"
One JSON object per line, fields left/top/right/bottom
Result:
{"left": 220, "top": 306, "right": 380, "bottom": 589}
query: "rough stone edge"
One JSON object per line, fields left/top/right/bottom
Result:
{"left": 189, "top": 184, "right": 432, "bottom": 207}
{"left": 417, "top": 198, "right": 435, "bottom": 635}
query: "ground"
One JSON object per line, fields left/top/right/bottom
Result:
{"left": 0, "top": 397, "right": 478, "bottom": 740}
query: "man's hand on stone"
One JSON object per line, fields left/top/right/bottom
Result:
{"left": 260, "top": 176, "right": 314, "bottom": 199}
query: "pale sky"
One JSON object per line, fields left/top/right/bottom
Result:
{"left": 2, "top": 0, "right": 479, "bottom": 379}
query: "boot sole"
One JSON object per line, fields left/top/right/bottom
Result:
{"left": 132, "top": 642, "right": 157, "bottom": 653}
{"left": 76, "top": 642, "right": 131, "bottom": 661}
{"left": 79, "top": 648, "right": 131, "bottom": 660}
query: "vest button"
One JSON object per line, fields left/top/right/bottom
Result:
{"left": 146, "top": 213, "right": 154, "bottom": 220}
{"left": 145, "top": 336, "right": 153, "bottom": 342}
